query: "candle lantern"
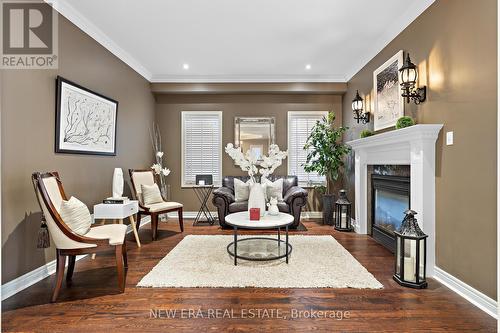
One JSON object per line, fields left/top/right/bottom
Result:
{"left": 393, "top": 209, "right": 428, "bottom": 289}
{"left": 334, "top": 190, "right": 353, "bottom": 232}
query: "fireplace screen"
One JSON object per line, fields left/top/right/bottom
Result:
{"left": 371, "top": 174, "right": 410, "bottom": 252}
{"left": 374, "top": 189, "right": 409, "bottom": 234}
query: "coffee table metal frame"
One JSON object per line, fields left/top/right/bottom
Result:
{"left": 225, "top": 213, "right": 294, "bottom": 266}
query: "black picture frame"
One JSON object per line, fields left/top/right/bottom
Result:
{"left": 55, "top": 76, "right": 118, "bottom": 156}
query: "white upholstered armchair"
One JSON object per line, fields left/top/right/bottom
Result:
{"left": 129, "top": 169, "right": 183, "bottom": 240}
{"left": 32, "top": 172, "right": 128, "bottom": 302}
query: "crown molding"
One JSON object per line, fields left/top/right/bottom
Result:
{"left": 344, "top": 0, "right": 435, "bottom": 81}
{"left": 149, "top": 74, "right": 347, "bottom": 83}
{"left": 45, "top": 0, "right": 434, "bottom": 84}
{"left": 151, "top": 82, "right": 347, "bottom": 95}
{"left": 45, "top": 0, "right": 153, "bottom": 81}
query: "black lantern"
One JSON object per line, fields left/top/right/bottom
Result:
{"left": 398, "top": 53, "right": 426, "bottom": 104}
{"left": 352, "top": 90, "right": 370, "bottom": 124}
{"left": 334, "top": 190, "right": 353, "bottom": 232}
{"left": 393, "top": 209, "right": 428, "bottom": 289}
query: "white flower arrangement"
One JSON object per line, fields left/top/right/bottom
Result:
{"left": 225, "top": 143, "right": 287, "bottom": 182}
{"left": 150, "top": 124, "right": 170, "bottom": 199}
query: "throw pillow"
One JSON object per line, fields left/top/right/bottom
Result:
{"left": 263, "top": 178, "right": 283, "bottom": 201}
{"left": 234, "top": 178, "right": 251, "bottom": 202}
{"left": 59, "top": 196, "right": 92, "bottom": 235}
{"left": 141, "top": 183, "right": 164, "bottom": 205}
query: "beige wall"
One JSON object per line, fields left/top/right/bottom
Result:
{"left": 342, "top": 0, "right": 497, "bottom": 298}
{"left": 155, "top": 94, "right": 343, "bottom": 212}
{"left": 1, "top": 13, "right": 155, "bottom": 283}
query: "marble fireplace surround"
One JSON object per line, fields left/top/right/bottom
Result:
{"left": 347, "top": 124, "right": 443, "bottom": 276}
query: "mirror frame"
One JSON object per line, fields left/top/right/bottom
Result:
{"left": 234, "top": 117, "right": 276, "bottom": 156}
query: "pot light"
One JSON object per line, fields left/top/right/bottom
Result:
{"left": 305, "top": 64, "right": 311, "bottom": 70}
{"left": 183, "top": 63, "right": 189, "bottom": 70}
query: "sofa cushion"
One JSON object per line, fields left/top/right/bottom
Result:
{"left": 222, "top": 176, "right": 251, "bottom": 192}
{"left": 234, "top": 178, "right": 251, "bottom": 202}
{"left": 262, "top": 178, "right": 283, "bottom": 201}
{"left": 229, "top": 201, "right": 248, "bottom": 213}
{"left": 265, "top": 175, "right": 298, "bottom": 195}
{"left": 228, "top": 201, "right": 290, "bottom": 214}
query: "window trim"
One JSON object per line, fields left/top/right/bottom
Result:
{"left": 181, "top": 111, "right": 223, "bottom": 188}
{"left": 287, "top": 111, "right": 330, "bottom": 187}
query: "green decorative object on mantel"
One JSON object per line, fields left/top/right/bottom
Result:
{"left": 360, "top": 130, "right": 374, "bottom": 138}
{"left": 395, "top": 116, "right": 415, "bottom": 129}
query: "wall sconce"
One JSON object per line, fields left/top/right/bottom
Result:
{"left": 352, "top": 90, "right": 370, "bottom": 124}
{"left": 399, "top": 53, "right": 426, "bottom": 104}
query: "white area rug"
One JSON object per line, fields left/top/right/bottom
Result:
{"left": 137, "top": 235, "right": 383, "bottom": 289}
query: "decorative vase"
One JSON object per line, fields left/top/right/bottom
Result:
{"left": 112, "top": 168, "right": 124, "bottom": 198}
{"left": 248, "top": 182, "right": 266, "bottom": 217}
{"left": 322, "top": 194, "right": 335, "bottom": 225}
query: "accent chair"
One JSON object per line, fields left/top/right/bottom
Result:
{"left": 32, "top": 171, "right": 128, "bottom": 302}
{"left": 129, "top": 169, "right": 183, "bottom": 240}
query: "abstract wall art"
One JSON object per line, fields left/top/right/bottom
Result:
{"left": 373, "top": 51, "right": 404, "bottom": 131}
{"left": 55, "top": 76, "right": 118, "bottom": 155}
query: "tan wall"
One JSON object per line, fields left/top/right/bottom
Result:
{"left": 1, "top": 13, "right": 155, "bottom": 283}
{"left": 155, "top": 94, "right": 343, "bottom": 212}
{"left": 342, "top": 0, "right": 497, "bottom": 298}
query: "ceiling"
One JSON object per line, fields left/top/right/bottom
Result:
{"left": 50, "top": 0, "right": 435, "bottom": 82}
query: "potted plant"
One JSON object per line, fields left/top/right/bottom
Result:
{"left": 395, "top": 116, "right": 415, "bottom": 129}
{"left": 303, "top": 112, "right": 350, "bottom": 225}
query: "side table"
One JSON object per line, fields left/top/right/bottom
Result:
{"left": 93, "top": 200, "right": 141, "bottom": 251}
{"left": 192, "top": 185, "right": 215, "bottom": 225}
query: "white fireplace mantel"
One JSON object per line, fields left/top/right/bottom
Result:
{"left": 347, "top": 124, "right": 443, "bottom": 276}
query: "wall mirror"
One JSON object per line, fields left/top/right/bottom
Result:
{"left": 234, "top": 117, "right": 275, "bottom": 161}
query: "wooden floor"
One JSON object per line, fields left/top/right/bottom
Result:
{"left": 2, "top": 219, "right": 496, "bottom": 332}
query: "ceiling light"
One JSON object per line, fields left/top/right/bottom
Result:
{"left": 305, "top": 64, "right": 311, "bottom": 70}
{"left": 183, "top": 63, "right": 189, "bottom": 70}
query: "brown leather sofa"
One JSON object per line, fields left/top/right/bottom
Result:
{"left": 212, "top": 175, "right": 308, "bottom": 229}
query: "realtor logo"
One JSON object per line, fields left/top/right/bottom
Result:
{"left": 1, "top": 0, "right": 58, "bottom": 68}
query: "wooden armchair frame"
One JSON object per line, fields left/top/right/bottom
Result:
{"left": 33, "top": 172, "right": 127, "bottom": 302}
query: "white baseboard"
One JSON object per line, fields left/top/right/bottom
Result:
{"left": 301, "top": 211, "right": 322, "bottom": 219}
{"left": 433, "top": 266, "right": 498, "bottom": 319}
{"left": 1, "top": 217, "right": 151, "bottom": 301}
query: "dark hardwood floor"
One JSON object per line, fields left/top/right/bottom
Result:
{"left": 2, "top": 219, "right": 496, "bottom": 332}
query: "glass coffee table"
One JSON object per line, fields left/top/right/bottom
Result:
{"left": 225, "top": 211, "right": 294, "bottom": 266}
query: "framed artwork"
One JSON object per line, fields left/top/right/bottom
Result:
{"left": 373, "top": 50, "right": 404, "bottom": 131}
{"left": 55, "top": 76, "right": 118, "bottom": 155}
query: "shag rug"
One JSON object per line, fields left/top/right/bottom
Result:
{"left": 137, "top": 235, "right": 383, "bottom": 289}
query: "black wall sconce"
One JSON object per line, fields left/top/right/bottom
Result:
{"left": 352, "top": 90, "right": 370, "bottom": 124}
{"left": 399, "top": 53, "right": 426, "bottom": 104}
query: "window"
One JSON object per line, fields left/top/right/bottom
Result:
{"left": 287, "top": 111, "right": 329, "bottom": 187}
{"left": 181, "top": 111, "right": 222, "bottom": 187}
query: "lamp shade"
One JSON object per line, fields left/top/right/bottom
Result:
{"left": 399, "top": 53, "right": 418, "bottom": 88}
{"left": 351, "top": 90, "right": 364, "bottom": 112}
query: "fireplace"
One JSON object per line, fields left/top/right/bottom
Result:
{"left": 371, "top": 174, "right": 410, "bottom": 253}
{"left": 347, "top": 124, "right": 443, "bottom": 276}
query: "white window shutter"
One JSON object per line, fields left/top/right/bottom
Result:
{"left": 287, "top": 111, "right": 328, "bottom": 186}
{"left": 182, "top": 112, "right": 222, "bottom": 186}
